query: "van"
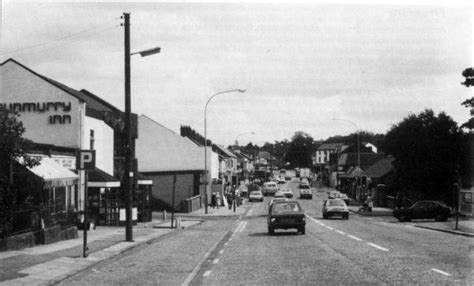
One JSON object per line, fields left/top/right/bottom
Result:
{"left": 262, "top": 182, "right": 278, "bottom": 196}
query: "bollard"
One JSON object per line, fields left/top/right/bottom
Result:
{"left": 176, "top": 217, "right": 181, "bottom": 229}
{"left": 163, "top": 210, "right": 167, "bottom": 221}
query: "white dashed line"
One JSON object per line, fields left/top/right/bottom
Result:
{"left": 347, "top": 235, "right": 363, "bottom": 241}
{"left": 219, "top": 250, "right": 224, "bottom": 254}
{"left": 431, "top": 268, "right": 452, "bottom": 276}
{"left": 247, "top": 209, "right": 254, "bottom": 217}
{"left": 367, "top": 242, "right": 389, "bottom": 251}
{"left": 212, "top": 258, "right": 219, "bottom": 264}
{"left": 203, "top": 271, "right": 211, "bottom": 277}
{"left": 239, "top": 221, "right": 247, "bottom": 233}
{"left": 224, "top": 242, "right": 228, "bottom": 246}
{"left": 335, "top": 230, "right": 346, "bottom": 235}
{"left": 326, "top": 226, "right": 334, "bottom": 230}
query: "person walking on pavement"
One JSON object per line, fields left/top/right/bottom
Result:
{"left": 211, "top": 192, "right": 217, "bottom": 209}
{"left": 215, "top": 191, "right": 221, "bottom": 209}
{"left": 226, "top": 190, "right": 233, "bottom": 210}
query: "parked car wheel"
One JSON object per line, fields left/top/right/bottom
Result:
{"left": 268, "top": 226, "right": 274, "bottom": 235}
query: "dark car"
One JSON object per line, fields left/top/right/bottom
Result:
{"left": 268, "top": 201, "right": 306, "bottom": 235}
{"left": 393, "top": 200, "right": 451, "bottom": 222}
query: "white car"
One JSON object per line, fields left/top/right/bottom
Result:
{"left": 280, "top": 188, "right": 294, "bottom": 199}
{"left": 249, "top": 190, "right": 264, "bottom": 202}
{"left": 262, "top": 182, "right": 279, "bottom": 196}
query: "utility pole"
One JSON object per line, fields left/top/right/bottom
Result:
{"left": 123, "top": 12, "right": 133, "bottom": 242}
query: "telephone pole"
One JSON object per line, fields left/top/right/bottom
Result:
{"left": 123, "top": 12, "right": 133, "bottom": 242}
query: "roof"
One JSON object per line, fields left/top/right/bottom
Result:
{"left": 362, "top": 157, "right": 395, "bottom": 179}
{"left": 317, "top": 143, "right": 343, "bottom": 151}
{"left": 1, "top": 58, "right": 86, "bottom": 103}
{"left": 24, "top": 157, "right": 78, "bottom": 189}
{"left": 136, "top": 115, "right": 205, "bottom": 172}
{"left": 214, "top": 144, "right": 236, "bottom": 158}
{"left": 338, "top": 153, "right": 385, "bottom": 170}
{"left": 258, "top": 151, "right": 276, "bottom": 161}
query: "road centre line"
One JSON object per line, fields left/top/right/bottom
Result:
{"left": 335, "top": 230, "right": 346, "bottom": 235}
{"left": 325, "top": 226, "right": 334, "bottom": 230}
{"left": 347, "top": 235, "right": 363, "bottom": 241}
{"left": 431, "top": 268, "right": 452, "bottom": 276}
{"left": 367, "top": 242, "right": 389, "bottom": 251}
{"left": 247, "top": 209, "right": 254, "bottom": 217}
{"left": 212, "top": 258, "right": 219, "bottom": 264}
{"left": 203, "top": 271, "right": 211, "bottom": 277}
{"left": 219, "top": 250, "right": 224, "bottom": 254}
{"left": 238, "top": 221, "right": 247, "bottom": 233}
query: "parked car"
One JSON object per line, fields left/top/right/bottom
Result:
{"left": 336, "top": 193, "right": 350, "bottom": 205}
{"left": 280, "top": 188, "right": 294, "bottom": 199}
{"left": 277, "top": 177, "right": 286, "bottom": 184}
{"left": 285, "top": 175, "right": 291, "bottom": 181}
{"left": 262, "top": 181, "right": 279, "bottom": 196}
{"left": 322, "top": 199, "right": 349, "bottom": 219}
{"left": 268, "top": 200, "right": 306, "bottom": 235}
{"left": 393, "top": 200, "right": 451, "bottom": 222}
{"left": 249, "top": 190, "right": 264, "bottom": 202}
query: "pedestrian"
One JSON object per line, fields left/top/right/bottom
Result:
{"left": 226, "top": 191, "right": 233, "bottom": 210}
{"left": 211, "top": 192, "right": 217, "bottom": 209}
{"left": 215, "top": 192, "right": 221, "bottom": 208}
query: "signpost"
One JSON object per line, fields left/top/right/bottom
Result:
{"left": 76, "top": 150, "right": 95, "bottom": 258}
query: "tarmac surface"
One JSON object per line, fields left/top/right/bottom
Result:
{"left": 0, "top": 199, "right": 472, "bottom": 285}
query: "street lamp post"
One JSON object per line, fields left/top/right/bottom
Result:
{"left": 331, "top": 118, "right": 360, "bottom": 191}
{"left": 204, "top": 89, "right": 246, "bottom": 214}
{"left": 123, "top": 12, "right": 160, "bottom": 241}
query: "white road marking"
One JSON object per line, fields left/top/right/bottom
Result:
{"left": 247, "top": 209, "right": 254, "bottom": 217}
{"left": 203, "top": 271, "right": 211, "bottom": 277}
{"left": 239, "top": 221, "right": 247, "bottom": 232}
{"left": 326, "top": 226, "right": 334, "bottom": 230}
{"left": 347, "top": 235, "right": 363, "bottom": 241}
{"left": 212, "top": 258, "right": 219, "bottom": 264}
{"left": 367, "top": 242, "right": 389, "bottom": 251}
{"left": 224, "top": 242, "right": 228, "bottom": 246}
{"left": 431, "top": 268, "right": 452, "bottom": 276}
{"left": 219, "top": 250, "right": 224, "bottom": 254}
{"left": 335, "top": 230, "right": 346, "bottom": 235}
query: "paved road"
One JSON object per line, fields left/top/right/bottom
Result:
{"left": 59, "top": 180, "right": 473, "bottom": 285}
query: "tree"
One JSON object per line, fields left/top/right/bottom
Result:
{"left": 384, "top": 109, "right": 464, "bottom": 205}
{"left": 284, "top": 132, "right": 314, "bottom": 168}
{"left": 460, "top": 68, "right": 474, "bottom": 130}
{"left": 0, "top": 105, "right": 39, "bottom": 237}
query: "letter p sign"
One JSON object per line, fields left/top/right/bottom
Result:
{"left": 76, "top": 150, "right": 96, "bottom": 170}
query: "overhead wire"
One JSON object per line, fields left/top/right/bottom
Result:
{"left": 0, "top": 18, "right": 121, "bottom": 57}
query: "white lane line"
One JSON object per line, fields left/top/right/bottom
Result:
{"left": 367, "top": 242, "right": 389, "bottom": 251}
{"left": 306, "top": 215, "right": 325, "bottom": 226}
{"left": 219, "top": 250, "right": 224, "bottom": 254}
{"left": 431, "top": 268, "right": 452, "bottom": 276}
{"left": 212, "top": 258, "right": 219, "bottom": 264}
{"left": 224, "top": 242, "right": 229, "bottom": 246}
{"left": 347, "top": 235, "right": 363, "bottom": 241}
{"left": 203, "top": 271, "right": 211, "bottom": 277}
{"left": 335, "top": 230, "right": 346, "bottom": 235}
{"left": 325, "top": 226, "right": 334, "bottom": 230}
{"left": 238, "top": 221, "right": 247, "bottom": 233}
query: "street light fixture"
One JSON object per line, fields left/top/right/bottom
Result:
{"left": 204, "top": 89, "right": 246, "bottom": 214}
{"left": 331, "top": 118, "right": 360, "bottom": 190}
{"left": 123, "top": 12, "right": 160, "bottom": 242}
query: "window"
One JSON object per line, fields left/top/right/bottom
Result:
{"left": 462, "top": 192, "right": 472, "bottom": 203}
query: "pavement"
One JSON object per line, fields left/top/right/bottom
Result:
{"left": 0, "top": 203, "right": 249, "bottom": 285}
{"left": 348, "top": 204, "right": 474, "bottom": 237}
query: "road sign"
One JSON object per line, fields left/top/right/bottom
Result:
{"left": 76, "top": 150, "right": 96, "bottom": 170}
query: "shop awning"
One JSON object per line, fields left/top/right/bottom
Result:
{"left": 87, "top": 168, "right": 121, "bottom": 188}
{"left": 25, "top": 157, "right": 78, "bottom": 189}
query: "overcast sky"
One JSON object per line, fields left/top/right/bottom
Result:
{"left": 1, "top": 1, "right": 472, "bottom": 147}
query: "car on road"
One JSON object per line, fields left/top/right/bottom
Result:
{"left": 248, "top": 190, "right": 264, "bottom": 202}
{"left": 299, "top": 181, "right": 310, "bottom": 189}
{"left": 268, "top": 200, "right": 306, "bottom": 235}
{"left": 322, "top": 198, "right": 349, "bottom": 219}
{"left": 277, "top": 177, "right": 286, "bottom": 184}
{"left": 328, "top": 190, "right": 340, "bottom": 199}
{"left": 285, "top": 175, "right": 291, "bottom": 181}
{"left": 280, "top": 188, "right": 294, "bottom": 199}
{"left": 393, "top": 200, "right": 451, "bottom": 222}
{"left": 336, "top": 193, "right": 350, "bottom": 205}
{"left": 299, "top": 187, "right": 313, "bottom": 199}
{"left": 262, "top": 181, "right": 279, "bottom": 196}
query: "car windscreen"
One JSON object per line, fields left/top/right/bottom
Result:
{"left": 273, "top": 202, "right": 301, "bottom": 213}
{"left": 300, "top": 185, "right": 309, "bottom": 189}
{"left": 327, "top": 199, "right": 345, "bottom": 206}
{"left": 250, "top": 191, "right": 261, "bottom": 195}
